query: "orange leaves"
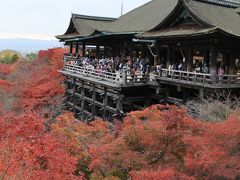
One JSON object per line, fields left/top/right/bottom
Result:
{"left": 87, "top": 105, "right": 190, "bottom": 178}
{"left": 0, "top": 110, "right": 79, "bottom": 180}
{"left": 129, "top": 168, "right": 176, "bottom": 180}
{"left": 1, "top": 102, "right": 240, "bottom": 179}
{"left": 0, "top": 48, "right": 66, "bottom": 116}
{"left": 0, "top": 79, "right": 11, "bottom": 90}
{"left": 1, "top": 46, "right": 240, "bottom": 179}
{"left": 0, "top": 64, "right": 11, "bottom": 76}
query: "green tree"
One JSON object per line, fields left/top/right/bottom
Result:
{"left": 0, "top": 50, "right": 21, "bottom": 64}
{"left": 10, "top": 54, "right": 20, "bottom": 63}
{"left": 26, "top": 52, "right": 38, "bottom": 61}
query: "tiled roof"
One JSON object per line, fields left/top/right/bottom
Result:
{"left": 187, "top": 0, "right": 240, "bottom": 36}
{"left": 56, "top": 0, "right": 240, "bottom": 40}
{"left": 195, "top": 0, "right": 240, "bottom": 8}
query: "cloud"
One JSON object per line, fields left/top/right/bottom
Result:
{"left": 0, "top": 32, "right": 56, "bottom": 41}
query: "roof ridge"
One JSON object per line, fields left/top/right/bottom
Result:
{"left": 193, "top": 0, "right": 240, "bottom": 8}
{"left": 72, "top": 13, "right": 117, "bottom": 21}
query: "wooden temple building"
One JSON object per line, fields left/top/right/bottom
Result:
{"left": 56, "top": 0, "right": 240, "bottom": 120}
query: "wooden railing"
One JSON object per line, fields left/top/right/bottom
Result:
{"left": 150, "top": 69, "right": 240, "bottom": 87}
{"left": 62, "top": 64, "right": 148, "bottom": 85}
{"left": 61, "top": 64, "right": 240, "bottom": 87}
{"left": 150, "top": 69, "right": 212, "bottom": 85}
{"left": 63, "top": 64, "right": 122, "bottom": 84}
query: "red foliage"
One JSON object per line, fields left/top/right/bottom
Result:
{"left": 0, "top": 48, "right": 240, "bottom": 179}
{"left": 0, "top": 101, "right": 240, "bottom": 179}
{"left": 0, "top": 64, "right": 11, "bottom": 76}
{"left": 183, "top": 115, "right": 240, "bottom": 179}
{"left": 0, "top": 79, "right": 11, "bottom": 90}
{"left": 0, "top": 110, "right": 79, "bottom": 179}
{"left": 0, "top": 48, "right": 66, "bottom": 116}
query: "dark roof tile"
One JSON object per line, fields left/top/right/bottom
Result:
{"left": 187, "top": 0, "right": 240, "bottom": 36}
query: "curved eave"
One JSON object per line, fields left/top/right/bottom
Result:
{"left": 58, "top": 32, "right": 137, "bottom": 42}
{"left": 137, "top": 27, "right": 240, "bottom": 40}
{"left": 216, "top": 28, "right": 240, "bottom": 39}
{"left": 185, "top": 0, "right": 240, "bottom": 37}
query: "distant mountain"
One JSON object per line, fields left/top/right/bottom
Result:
{"left": 0, "top": 38, "right": 63, "bottom": 53}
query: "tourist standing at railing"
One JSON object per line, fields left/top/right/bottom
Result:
{"left": 194, "top": 65, "right": 201, "bottom": 73}
{"left": 156, "top": 64, "right": 163, "bottom": 75}
{"left": 218, "top": 66, "right": 224, "bottom": 82}
{"left": 202, "top": 64, "right": 209, "bottom": 74}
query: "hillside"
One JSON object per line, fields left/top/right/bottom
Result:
{"left": 0, "top": 48, "right": 240, "bottom": 179}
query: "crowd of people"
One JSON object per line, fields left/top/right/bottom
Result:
{"left": 64, "top": 55, "right": 150, "bottom": 77}
{"left": 64, "top": 54, "right": 228, "bottom": 81}
{"left": 165, "top": 61, "right": 209, "bottom": 74}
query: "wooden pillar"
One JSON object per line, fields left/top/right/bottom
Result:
{"left": 70, "top": 42, "right": 73, "bottom": 54}
{"left": 154, "top": 43, "right": 159, "bottom": 66}
{"left": 141, "top": 43, "right": 144, "bottom": 57}
{"left": 186, "top": 47, "right": 193, "bottom": 71}
{"left": 66, "top": 77, "right": 71, "bottom": 103}
{"left": 103, "top": 87, "right": 108, "bottom": 119}
{"left": 229, "top": 48, "right": 236, "bottom": 75}
{"left": 82, "top": 44, "right": 86, "bottom": 57}
{"left": 122, "top": 69, "right": 127, "bottom": 85}
{"left": 157, "top": 43, "right": 161, "bottom": 65}
{"left": 164, "top": 87, "right": 170, "bottom": 103}
{"left": 80, "top": 81, "right": 85, "bottom": 118}
{"left": 199, "top": 88, "right": 204, "bottom": 98}
{"left": 183, "top": 88, "right": 190, "bottom": 103}
{"left": 120, "top": 41, "right": 125, "bottom": 59}
{"left": 166, "top": 45, "right": 172, "bottom": 68}
{"left": 96, "top": 44, "right": 100, "bottom": 59}
{"left": 203, "top": 48, "right": 209, "bottom": 65}
{"left": 116, "top": 92, "right": 123, "bottom": 119}
{"left": 92, "top": 84, "right": 96, "bottom": 117}
{"left": 76, "top": 42, "right": 79, "bottom": 54}
{"left": 210, "top": 46, "right": 218, "bottom": 83}
{"left": 104, "top": 45, "right": 107, "bottom": 58}
{"left": 73, "top": 78, "right": 77, "bottom": 114}
{"left": 130, "top": 44, "right": 134, "bottom": 58}
{"left": 112, "top": 46, "right": 116, "bottom": 57}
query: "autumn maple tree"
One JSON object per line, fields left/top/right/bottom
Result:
{"left": 0, "top": 48, "right": 240, "bottom": 179}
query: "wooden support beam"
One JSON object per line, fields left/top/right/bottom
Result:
{"left": 104, "top": 45, "right": 107, "bottom": 58}
{"left": 199, "top": 88, "right": 204, "bottom": 98}
{"left": 112, "top": 46, "right": 116, "bottom": 57}
{"left": 229, "top": 48, "right": 236, "bottom": 75}
{"left": 210, "top": 46, "right": 218, "bottom": 84}
{"left": 103, "top": 87, "right": 108, "bottom": 119}
{"left": 122, "top": 69, "right": 127, "bottom": 85}
{"left": 96, "top": 44, "right": 100, "bottom": 59}
{"left": 177, "top": 86, "right": 181, "bottom": 92}
{"left": 123, "top": 96, "right": 148, "bottom": 103}
{"left": 153, "top": 43, "right": 159, "bottom": 66}
{"left": 186, "top": 47, "right": 192, "bottom": 71}
{"left": 82, "top": 44, "right": 86, "bottom": 57}
{"left": 76, "top": 42, "right": 79, "bottom": 54}
{"left": 80, "top": 81, "right": 85, "bottom": 119}
{"left": 183, "top": 88, "right": 190, "bottom": 103}
{"left": 73, "top": 78, "right": 77, "bottom": 114}
{"left": 166, "top": 45, "right": 172, "bottom": 68}
{"left": 203, "top": 49, "right": 209, "bottom": 65}
{"left": 116, "top": 92, "right": 123, "bottom": 119}
{"left": 75, "top": 82, "right": 119, "bottom": 98}
{"left": 70, "top": 42, "right": 73, "bottom": 54}
{"left": 92, "top": 84, "right": 96, "bottom": 117}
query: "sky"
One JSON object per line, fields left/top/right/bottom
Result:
{"left": 0, "top": 0, "right": 151, "bottom": 40}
